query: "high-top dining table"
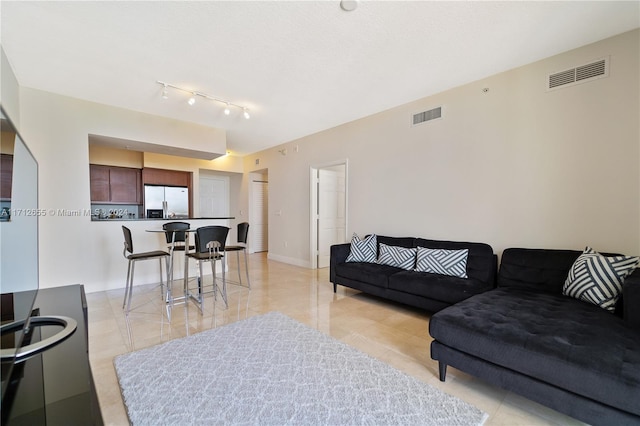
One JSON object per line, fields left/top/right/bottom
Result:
{"left": 145, "top": 227, "right": 203, "bottom": 311}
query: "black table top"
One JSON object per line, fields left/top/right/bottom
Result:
{"left": 2, "top": 285, "right": 103, "bottom": 425}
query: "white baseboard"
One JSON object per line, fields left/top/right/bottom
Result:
{"left": 267, "top": 253, "right": 311, "bottom": 269}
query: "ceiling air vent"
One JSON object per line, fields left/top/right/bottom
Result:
{"left": 547, "top": 57, "right": 609, "bottom": 91}
{"left": 412, "top": 106, "right": 442, "bottom": 127}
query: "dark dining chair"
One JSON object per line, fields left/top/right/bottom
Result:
{"left": 224, "top": 222, "right": 251, "bottom": 289}
{"left": 121, "top": 226, "right": 170, "bottom": 313}
{"left": 186, "top": 226, "right": 230, "bottom": 312}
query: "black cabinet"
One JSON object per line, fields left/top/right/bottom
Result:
{"left": 1, "top": 285, "right": 103, "bottom": 425}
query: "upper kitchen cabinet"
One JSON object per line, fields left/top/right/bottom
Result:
{"left": 90, "top": 164, "right": 142, "bottom": 204}
{"left": 110, "top": 167, "right": 141, "bottom": 203}
{"left": 0, "top": 154, "right": 13, "bottom": 200}
{"left": 89, "top": 164, "right": 110, "bottom": 202}
{"left": 142, "top": 168, "right": 191, "bottom": 187}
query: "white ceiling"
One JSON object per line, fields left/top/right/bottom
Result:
{"left": 2, "top": 1, "right": 639, "bottom": 156}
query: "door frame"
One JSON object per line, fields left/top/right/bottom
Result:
{"left": 309, "top": 159, "right": 348, "bottom": 269}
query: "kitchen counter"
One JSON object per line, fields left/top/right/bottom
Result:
{"left": 83, "top": 217, "right": 237, "bottom": 290}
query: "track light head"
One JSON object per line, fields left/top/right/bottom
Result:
{"left": 187, "top": 94, "right": 196, "bottom": 106}
{"left": 161, "top": 84, "right": 169, "bottom": 99}
{"left": 243, "top": 108, "right": 250, "bottom": 120}
{"left": 224, "top": 103, "right": 231, "bottom": 116}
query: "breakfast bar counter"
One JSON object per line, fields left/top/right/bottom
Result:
{"left": 84, "top": 217, "right": 238, "bottom": 292}
{"left": 91, "top": 216, "right": 235, "bottom": 222}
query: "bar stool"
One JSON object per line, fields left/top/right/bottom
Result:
{"left": 162, "top": 221, "right": 194, "bottom": 288}
{"left": 224, "top": 222, "right": 251, "bottom": 289}
{"left": 185, "top": 226, "right": 230, "bottom": 312}
{"left": 121, "top": 226, "right": 170, "bottom": 313}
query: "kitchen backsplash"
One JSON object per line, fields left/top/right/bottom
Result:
{"left": 91, "top": 204, "right": 141, "bottom": 220}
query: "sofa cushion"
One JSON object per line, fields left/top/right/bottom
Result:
{"left": 429, "top": 288, "right": 640, "bottom": 416}
{"left": 377, "top": 243, "right": 416, "bottom": 270}
{"left": 335, "top": 262, "right": 401, "bottom": 288}
{"left": 415, "top": 247, "right": 468, "bottom": 278}
{"left": 498, "top": 248, "right": 582, "bottom": 293}
{"left": 389, "top": 271, "right": 490, "bottom": 304}
{"left": 376, "top": 235, "right": 416, "bottom": 255}
{"left": 345, "top": 233, "right": 377, "bottom": 263}
{"left": 563, "top": 247, "right": 639, "bottom": 312}
{"left": 624, "top": 269, "right": 640, "bottom": 329}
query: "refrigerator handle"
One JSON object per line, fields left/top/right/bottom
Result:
{"left": 162, "top": 201, "right": 168, "bottom": 219}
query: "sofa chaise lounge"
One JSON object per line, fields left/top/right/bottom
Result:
{"left": 430, "top": 247, "right": 640, "bottom": 425}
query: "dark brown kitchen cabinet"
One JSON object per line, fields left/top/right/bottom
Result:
{"left": 89, "top": 165, "right": 110, "bottom": 202}
{"left": 0, "top": 154, "right": 13, "bottom": 200}
{"left": 142, "top": 167, "right": 191, "bottom": 187}
{"left": 90, "top": 164, "right": 141, "bottom": 204}
{"left": 109, "top": 167, "right": 141, "bottom": 203}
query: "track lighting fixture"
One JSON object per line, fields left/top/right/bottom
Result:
{"left": 157, "top": 80, "right": 251, "bottom": 119}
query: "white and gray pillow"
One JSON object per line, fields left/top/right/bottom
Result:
{"left": 377, "top": 243, "right": 416, "bottom": 270}
{"left": 563, "top": 246, "right": 639, "bottom": 312}
{"left": 415, "top": 247, "right": 469, "bottom": 278}
{"left": 345, "top": 233, "right": 377, "bottom": 263}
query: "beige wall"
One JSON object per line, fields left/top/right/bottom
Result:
{"left": 244, "top": 29, "right": 640, "bottom": 267}
{"left": 88, "top": 145, "right": 144, "bottom": 168}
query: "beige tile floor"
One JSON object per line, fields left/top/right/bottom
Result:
{"left": 86, "top": 253, "right": 586, "bottom": 426}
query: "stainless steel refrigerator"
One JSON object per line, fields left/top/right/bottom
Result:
{"left": 144, "top": 185, "right": 189, "bottom": 218}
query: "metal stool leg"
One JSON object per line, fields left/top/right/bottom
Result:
{"left": 160, "top": 257, "right": 168, "bottom": 302}
{"left": 236, "top": 251, "right": 242, "bottom": 285}
{"left": 164, "top": 257, "right": 173, "bottom": 309}
{"left": 243, "top": 249, "right": 251, "bottom": 289}
{"left": 199, "top": 260, "right": 207, "bottom": 314}
{"left": 123, "top": 259, "right": 133, "bottom": 309}
{"left": 126, "top": 261, "right": 136, "bottom": 313}
{"left": 221, "top": 256, "right": 228, "bottom": 307}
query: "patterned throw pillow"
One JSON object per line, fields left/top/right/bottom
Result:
{"left": 345, "top": 233, "right": 377, "bottom": 263}
{"left": 377, "top": 243, "right": 416, "bottom": 270}
{"left": 563, "top": 247, "right": 639, "bottom": 312}
{"left": 415, "top": 247, "right": 469, "bottom": 278}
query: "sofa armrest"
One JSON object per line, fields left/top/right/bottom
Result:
{"left": 330, "top": 243, "right": 351, "bottom": 284}
{"left": 623, "top": 268, "right": 640, "bottom": 330}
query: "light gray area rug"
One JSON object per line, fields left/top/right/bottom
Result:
{"left": 114, "top": 311, "right": 487, "bottom": 425}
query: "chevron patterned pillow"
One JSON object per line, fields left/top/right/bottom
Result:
{"left": 377, "top": 243, "right": 416, "bottom": 270}
{"left": 563, "top": 247, "right": 639, "bottom": 312}
{"left": 415, "top": 247, "right": 469, "bottom": 278}
{"left": 345, "top": 233, "right": 377, "bottom": 263}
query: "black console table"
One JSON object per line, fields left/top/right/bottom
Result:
{"left": 2, "top": 285, "right": 103, "bottom": 425}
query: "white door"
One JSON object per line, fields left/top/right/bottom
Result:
{"left": 200, "top": 175, "right": 229, "bottom": 218}
{"left": 251, "top": 181, "right": 268, "bottom": 252}
{"left": 317, "top": 165, "right": 346, "bottom": 268}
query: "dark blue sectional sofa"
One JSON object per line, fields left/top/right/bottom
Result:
{"left": 430, "top": 248, "right": 640, "bottom": 425}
